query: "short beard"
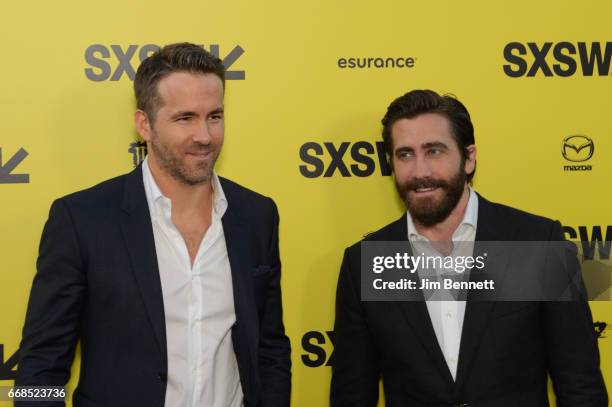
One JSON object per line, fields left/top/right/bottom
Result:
{"left": 396, "top": 169, "right": 467, "bottom": 227}
{"left": 149, "top": 133, "right": 215, "bottom": 186}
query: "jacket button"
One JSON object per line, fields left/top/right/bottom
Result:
{"left": 158, "top": 372, "right": 167, "bottom": 382}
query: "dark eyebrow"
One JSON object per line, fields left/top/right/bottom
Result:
{"left": 394, "top": 146, "right": 414, "bottom": 155}
{"left": 394, "top": 142, "right": 449, "bottom": 156}
{"left": 422, "top": 142, "right": 448, "bottom": 150}
{"left": 208, "top": 107, "right": 224, "bottom": 116}
{"left": 170, "top": 110, "right": 197, "bottom": 120}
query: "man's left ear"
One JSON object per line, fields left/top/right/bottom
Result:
{"left": 134, "top": 110, "right": 153, "bottom": 142}
{"left": 464, "top": 145, "right": 477, "bottom": 174}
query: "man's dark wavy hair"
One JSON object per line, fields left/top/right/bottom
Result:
{"left": 381, "top": 89, "right": 476, "bottom": 183}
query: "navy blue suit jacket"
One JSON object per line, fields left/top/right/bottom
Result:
{"left": 16, "top": 165, "right": 291, "bottom": 407}
{"left": 331, "top": 194, "right": 607, "bottom": 407}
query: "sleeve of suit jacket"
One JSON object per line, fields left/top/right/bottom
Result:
{"left": 544, "top": 221, "right": 608, "bottom": 406}
{"left": 15, "top": 198, "right": 86, "bottom": 407}
{"left": 330, "top": 246, "right": 380, "bottom": 407}
{"left": 258, "top": 199, "right": 292, "bottom": 406}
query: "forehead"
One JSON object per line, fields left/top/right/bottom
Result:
{"left": 156, "top": 71, "right": 223, "bottom": 108}
{"left": 391, "top": 113, "right": 454, "bottom": 147}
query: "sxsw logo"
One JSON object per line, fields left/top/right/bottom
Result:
{"left": 563, "top": 225, "right": 612, "bottom": 261}
{"left": 563, "top": 225, "right": 612, "bottom": 301}
{"left": 0, "top": 147, "right": 29, "bottom": 184}
{"left": 503, "top": 42, "right": 612, "bottom": 77}
{"left": 301, "top": 330, "right": 335, "bottom": 367}
{"left": 0, "top": 344, "right": 18, "bottom": 380}
{"left": 299, "top": 141, "right": 391, "bottom": 178}
{"left": 84, "top": 43, "right": 245, "bottom": 81}
{"left": 300, "top": 322, "right": 605, "bottom": 369}
{"left": 562, "top": 135, "right": 593, "bottom": 172}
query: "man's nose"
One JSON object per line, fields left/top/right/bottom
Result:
{"left": 192, "top": 120, "right": 212, "bottom": 144}
{"left": 413, "top": 154, "right": 432, "bottom": 178}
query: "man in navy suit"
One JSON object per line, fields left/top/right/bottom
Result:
{"left": 16, "top": 43, "right": 291, "bottom": 407}
{"left": 331, "top": 90, "right": 607, "bottom": 406}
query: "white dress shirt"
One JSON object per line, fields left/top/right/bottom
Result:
{"left": 142, "top": 157, "right": 243, "bottom": 407}
{"left": 406, "top": 188, "right": 478, "bottom": 381}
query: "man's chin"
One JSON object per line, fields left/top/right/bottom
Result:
{"left": 404, "top": 195, "right": 449, "bottom": 224}
{"left": 406, "top": 206, "right": 449, "bottom": 226}
{"left": 405, "top": 193, "right": 440, "bottom": 211}
{"left": 187, "top": 172, "right": 213, "bottom": 185}
{"left": 169, "top": 166, "right": 213, "bottom": 186}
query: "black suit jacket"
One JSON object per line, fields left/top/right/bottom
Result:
{"left": 16, "top": 166, "right": 291, "bottom": 407}
{"left": 331, "top": 194, "right": 607, "bottom": 407}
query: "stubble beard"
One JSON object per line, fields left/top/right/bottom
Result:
{"left": 149, "top": 132, "right": 218, "bottom": 186}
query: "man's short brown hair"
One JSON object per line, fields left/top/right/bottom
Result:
{"left": 134, "top": 42, "right": 225, "bottom": 122}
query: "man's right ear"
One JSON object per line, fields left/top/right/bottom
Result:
{"left": 134, "top": 110, "right": 152, "bottom": 142}
{"left": 387, "top": 155, "right": 394, "bottom": 174}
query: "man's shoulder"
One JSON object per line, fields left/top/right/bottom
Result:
{"left": 58, "top": 171, "right": 130, "bottom": 210}
{"left": 480, "top": 194, "right": 551, "bottom": 222}
{"left": 477, "top": 194, "right": 560, "bottom": 239}
{"left": 219, "top": 176, "right": 276, "bottom": 215}
{"left": 345, "top": 215, "right": 406, "bottom": 255}
{"left": 219, "top": 176, "right": 270, "bottom": 202}
{"left": 363, "top": 217, "right": 406, "bottom": 242}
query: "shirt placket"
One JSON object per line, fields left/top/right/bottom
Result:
{"left": 191, "top": 211, "right": 221, "bottom": 406}
{"left": 162, "top": 197, "right": 201, "bottom": 407}
{"left": 190, "top": 256, "right": 203, "bottom": 407}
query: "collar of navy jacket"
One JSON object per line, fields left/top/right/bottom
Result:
{"left": 117, "top": 163, "right": 260, "bottom": 404}
{"left": 365, "top": 192, "right": 521, "bottom": 390}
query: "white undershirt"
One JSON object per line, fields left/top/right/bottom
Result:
{"left": 142, "top": 157, "right": 243, "bottom": 407}
{"left": 406, "top": 188, "right": 478, "bottom": 381}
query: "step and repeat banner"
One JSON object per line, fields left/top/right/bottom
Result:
{"left": 0, "top": 1, "right": 610, "bottom": 405}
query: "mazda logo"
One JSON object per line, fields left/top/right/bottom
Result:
{"left": 562, "top": 135, "right": 594, "bottom": 162}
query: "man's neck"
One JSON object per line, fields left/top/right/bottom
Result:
{"left": 414, "top": 185, "right": 470, "bottom": 242}
{"left": 147, "top": 155, "right": 213, "bottom": 216}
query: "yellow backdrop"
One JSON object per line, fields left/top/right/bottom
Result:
{"left": 0, "top": 1, "right": 610, "bottom": 405}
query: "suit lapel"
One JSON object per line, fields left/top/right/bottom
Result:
{"left": 397, "top": 301, "right": 456, "bottom": 385}
{"left": 384, "top": 215, "right": 456, "bottom": 385}
{"left": 455, "top": 194, "right": 513, "bottom": 390}
{"left": 119, "top": 166, "right": 167, "bottom": 361}
{"left": 220, "top": 186, "right": 259, "bottom": 379}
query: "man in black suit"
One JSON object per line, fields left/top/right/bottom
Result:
{"left": 16, "top": 43, "right": 291, "bottom": 407}
{"left": 330, "top": 90, "right": 607, "bottom": 406}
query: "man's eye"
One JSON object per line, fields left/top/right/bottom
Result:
{"left": 176, "top": 116, "right": 191, "bottom": 122}
{"left": 209, "top": 114, "right": 223, "bottom": 121}
{"left": 397, "top": 151, "right": 413, "bottom": 159}
{"left": 428, "top": 148, "right": 442, "bottom": 155}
